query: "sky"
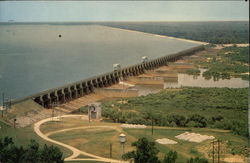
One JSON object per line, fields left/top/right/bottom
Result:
{"left": 0, "top": 1, "right": 249, "bottom": 22}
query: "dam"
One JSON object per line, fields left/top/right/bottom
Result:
{"left": 0, "top": 24, "right": 204, "bottom": 108}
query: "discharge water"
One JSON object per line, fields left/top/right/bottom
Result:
{"left": 0, "top": 24, "right": 201, "bottom": 101}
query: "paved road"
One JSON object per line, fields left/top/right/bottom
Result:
{"left": 34, "top": 114, "right": 126, "bottom": 163}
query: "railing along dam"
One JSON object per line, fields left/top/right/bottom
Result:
{"left": 11, "top": 45, "right": 204, "bottom": 108}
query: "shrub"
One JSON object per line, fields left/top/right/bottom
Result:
{"left": 187, "top": 114, "right": 207, "bottom": 127}
{"left": 122, "top": 137, "right": 160, "bottom": 163}
{"left": 163, "top": 150, "right": 178, "bottom": 163}
{"left": 186, "top": 157, "right": 209, "bottom": 163}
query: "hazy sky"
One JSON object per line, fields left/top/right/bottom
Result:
{"left": 0, "top": 1, "right": 249, "bottom": 22}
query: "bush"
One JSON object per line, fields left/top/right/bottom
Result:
{"left": 163, "top": 150, "right": 178, "bottom": 163}
{"left": 122, "top": 137, "right": 160, "bottom": 163}
{"left": 186, "top": 157, "right": 209, "bottom": 163}
{"left": 187, "top": 114, "right": 207, "bottom": 128}
{"left": 171, "top": 114, "right": 187, "bottom": 127}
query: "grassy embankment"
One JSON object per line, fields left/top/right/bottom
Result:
{"left": 185, "top": 46, "right": 249, "bottom": 80}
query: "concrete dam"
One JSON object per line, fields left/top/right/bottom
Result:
{"left": 0, "top": 24, "right": 205, "bottom": 108}
{"left": 11, "top": 45, "right": 204, "bottom": 108}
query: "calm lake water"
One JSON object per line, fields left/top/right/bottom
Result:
{"left": 0, "top": 24, "right": 200, "bottom": 101}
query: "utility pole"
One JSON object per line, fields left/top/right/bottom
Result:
{"left": 88, "top": 106, "right": 90, "bottom": 123}
{"left": 218, "top": 139, "right": 220, "bottom": 163}
{"left": 5, "top": 98, "right": 8, "bottom": 113}
{"left": 110, "top": 143, "right": 112, "bottom": 158}
{"left": 151, "top": 117, "right": 154, "bottom": 135}
{"left": 211, "top": 140, "right": 215, "bottom": 163}
{"left": 13, "top": 118, "right": 16, "bottom": 128}
{"left": 2, "top": 92, "right": 4, "bottom": 109}
{"left": 2, "top": 93, "right": 4, "bottom": 117}
{"left": 51, "top": 101, "right": 57, "bottom": 121}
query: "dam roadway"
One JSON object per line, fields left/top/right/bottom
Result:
{"left": 0, "top": 24, "right": 205, "bottom": 108}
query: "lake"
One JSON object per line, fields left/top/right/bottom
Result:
{"left": 0, "top": 24, "right": 201, "bottom": 101}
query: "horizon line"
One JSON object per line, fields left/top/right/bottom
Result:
{"left": 0, "top": 20, "right": 249, "bottom": 23}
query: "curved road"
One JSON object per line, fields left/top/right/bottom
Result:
{"left": 34, "top": 114, "right": 126, "bottom": 163}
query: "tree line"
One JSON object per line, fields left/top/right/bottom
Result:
{"left": 99, "top": 21, "right": 249, "bottom": 44}
{"left": 0, "top": 137, "right": 64, "bottom": 163}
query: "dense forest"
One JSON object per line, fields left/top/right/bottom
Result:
{"left": 97, "top": 87, "right": 248, "bottom": 138}
{"left": 99, "top": 21, "right": 249, "bottom": 44}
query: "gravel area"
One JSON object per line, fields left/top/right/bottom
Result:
{"left": 156, "top": 138, "right": 178, "bottom": 144}
{"left": 121, "top": 124, "right": 147, "bottom": 128}
{"left": 175, "top": 132, "right": 215, "bottom": 143}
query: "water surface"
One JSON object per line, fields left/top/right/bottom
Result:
{"left": 0, "top": 24, "right": 200, "bottom": 100}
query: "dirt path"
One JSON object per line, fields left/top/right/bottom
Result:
{"left": 34, "top": 114, "right": 126, "bottom": 163}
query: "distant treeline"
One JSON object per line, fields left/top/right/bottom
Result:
{"left": 99, "top": 21, "right": 249, "bottom": 44}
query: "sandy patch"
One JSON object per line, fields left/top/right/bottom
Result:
{"left": 121, "top": 124, "right": 147, "bottom": 128}
{"left": 175, "top": 132, "right": 214, "bottom": 143}
{"left": 223, "top": 155, "right": 246, "bottom": 163}
{"left": 156, "top": 138, "right": 178, "bottom": 145}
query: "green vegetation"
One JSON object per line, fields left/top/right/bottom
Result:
{"left": 41, "top": 116, "right": 248, "bottom": 162}
{"left": 185, "top": 69, "right": 201, "bottom": 75}
{"left": 0, "top": 120, "right": 72, "bottom": 158}
{"left": 122, "top": 137, "right": 160, "bottom": 163}
{"left": 125, "top": 127, "right": 248, "bottom": 162}
{"left": 163, "top": 150, "right": 177, "bottom": 163}
{"left": 100, "top": 21, "right": 249, "bottom": 44}
{"left": 0, "top": 137, "right": 64, "bottom": 163}
{"left": 195, "top": 47, "right": 249, "bottom": 80}
{"left": 123, "top": 137, "right": 209, "bottom": 163}
{"left": 186, "top": 157, "right": 209, "bottom": 163}
{"left": 101, "top": 87, "right": 248, "bottom": 137}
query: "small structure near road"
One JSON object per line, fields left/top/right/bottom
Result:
{"left": 88, "top": 103, "right": 102, "bottom": 120}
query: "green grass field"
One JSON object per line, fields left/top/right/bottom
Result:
{"left": 0, "top": 120, "right": 72, "bottom": 158}
{"left": 40, "top": 116, "right": 247, "bottom": 163}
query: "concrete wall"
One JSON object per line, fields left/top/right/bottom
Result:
{"left": 95, "top": 88, "right": 138, "bottom": 98}
{"left": 11, "top": 45, "right": 204, "bottom": 108}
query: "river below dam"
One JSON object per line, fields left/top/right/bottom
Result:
{"left": 0, "top": 23, "right": 201, "bottom": 102}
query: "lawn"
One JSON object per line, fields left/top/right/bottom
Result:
{"left": 40, "top": 116, "right": 248, "bottom": 163}
{"left": 0, "top": 120, "right": 72, "bottom": 158}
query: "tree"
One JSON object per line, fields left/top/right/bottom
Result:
{"left": 163, "top": 150, "right": 177, "bottom": 163}
{"left": 122, "top": 137, "right": 160, "bottom": 163}
{"left": 0, "top": 137, "right": 64, "bottom": 163}
{"left": 40, "top": 144, "right": 64, "bottom": 163}
{"left": 186, "top": 157, "right": 209, "bottom": 163}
